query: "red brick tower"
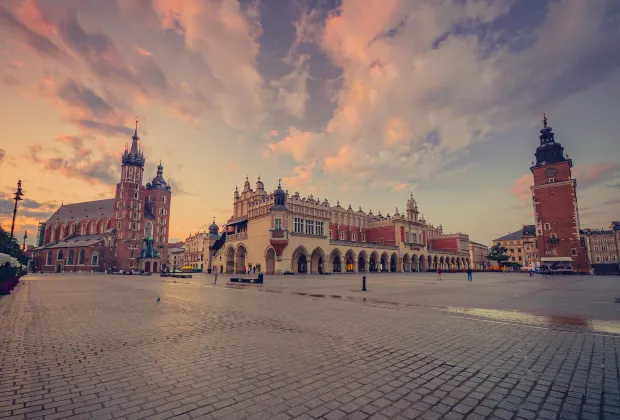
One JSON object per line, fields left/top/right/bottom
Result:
{"left": 144, "top": 161, "right": 172, "bottom": 270}
{"left": 530, "top": 114, "right": 589, "bottom": 273}
{"left": 113, "top": 120, "right": 146, "bottom": 270}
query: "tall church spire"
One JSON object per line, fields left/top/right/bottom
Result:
{"left": 122, "top": 118, "right": 145, "bottom": 167}
{"left": 130, "top": 118, "right": 140, "bottom": 155}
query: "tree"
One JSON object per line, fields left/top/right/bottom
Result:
{"left": 0, "top": 226, "right": 29, "bottom": 264}
{"left": 488, "top": 244, "right": 509, "bottom": 266}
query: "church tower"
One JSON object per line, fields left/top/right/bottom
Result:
{"left": 530, "top": 115, "right": 589, "bottom": 272}
{"left": 113, "top": 120, "right": 146, "bottom": 270}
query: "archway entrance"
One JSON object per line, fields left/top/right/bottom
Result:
{"left": 346, "top": 257, "right": 354, "bottom": 272}
{"left": 265, "top": 248, "right": 275, "bottom": 274}
{"left": 56, "top": 264, "right": 61, "bottom": 273}
{"left": 333, "top": 256, "right": 341, "bottom": 273}
{"left": 369, "top": 257, "right": 377, "bottom": 272}
{"left": 145, "top": 261, "right": 151, "bottom": 272}
{"left": 390, "top": 254, "right": 397, "bottom": 272}
{"left": 153, "top": 262, "right": 158, "bottom": 272}
{"left": 225, "top": 247, "right": 234, "bottom": 273}
{"left": 235, "top": 245, "right": 246, "bottom": 273}
{"left": 380, "top": 257, "right": 387, "bottom": 272}
{"left": 358, "top": 257, "right": 366, "bottom": 272}
{"left": 419, "top": 255, "right": 425, "bottom": 271}
{"left": 298, "top": 254, "right": 307, "bottom": 273}
{"left": 310, "top": 248, "right": 325, "bottom": 274}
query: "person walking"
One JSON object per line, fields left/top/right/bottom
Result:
{"left": 467, "top": 267, "right": 473, "bottom": 282}
{"left": 437, "top": 267, "right": 442, "bottom": 280}
{"left": 213, "top": 271, "right": 218, "bottom": 285}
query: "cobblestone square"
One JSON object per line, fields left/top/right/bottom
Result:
{"left": 1, "top": 273, "right": 619, "bottom": 420}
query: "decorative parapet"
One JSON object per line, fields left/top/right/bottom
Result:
{"left": 329, "top": 239, "right": 398, "bottom": 250}
{"left": 290, "top": 232, "right": 327, "bottom": 239}
{"left": 227, "top": 232, "right": 248, "bottom": 241}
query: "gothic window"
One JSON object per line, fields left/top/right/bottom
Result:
{"left": 78, "top": 249, "right": 85, "bottom": 265}
{"left": 91, "top": 222, "right": 96, "bottom": 234}
{"left": 134, "top": 192, "right": 138, "bottom": 199}
{"left": 162, "top": 196, "right": 166, "bottom": 204}
{"left": 132, "top": 222, "right": 137, "bottom": 231}
{"left": 159, "top": 208, "right": 164, "bottom": 216}
{"left": 352, "top": 233, "right": 356, "bottom": 241}
{"left": 595, "top": 256, "right": 600, "bottom": 262}
{"left": 594, "top": 245, "right": 599, "bottom": 251}
{"left": 81, "top": 224, "right": 86, "bottom": 235}
{"left": 145, "top": 221, "right": 153, "bottom": 238}
{"left": 57, "top": 250, "right": 63, "bottom": 261}
{"left": 68, "top": 249, "right": 74, "bottom": 265}
{"left": 46, "top": 251, "right": 52, "bottom": 265}
{"left": 340, "top": 231, "right": 345, "bottom": 240}
{"left": 362, "top": 234, "right": 366, "bottom": 242}
{"left": 91, "top": 253, "right": 99, "bottom": 266}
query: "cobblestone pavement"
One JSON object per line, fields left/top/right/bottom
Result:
{"left": 1, "top": 274, "right": 619, "bottom": 420}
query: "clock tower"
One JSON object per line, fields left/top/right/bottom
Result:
{"left": 530, "top": 115, "right": 589, "bottom": 272}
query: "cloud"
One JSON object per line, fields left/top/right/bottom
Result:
{"left": 601, "top": 197, "right": 620, "bottom": 206}
{"left": 271, "top": 54, "right": 310, "bottom": 119}
{"left": 573, "top": 162, "right": 620, "bottom": 188}
{"left": 0, "top": 6, "right": 69, "bottom": 61}
{"left": 135, "top": 45, "right": 153, "bottom": 56}
{"left": 0, "top": 149, "right": 4, "bottom": 167}
{"left": 56, "top": 78, "right": 115, "bottom": 119}
{"left": 28, "top": 140, "right": 120, "bottom": 185}
{"left": 509, "top": 174, "right": 534, "bottom": 207}
{"left": 0, "top": 191, "right": 58, "bottom": 225}
{"left": 3, "top": 74, "right": 22, "bottom": 86}
{"left": 71, "top": 119, "right": 133, "bottom": 136}
{"left": 271, "top": 0, "right": 620, "bottom": 191}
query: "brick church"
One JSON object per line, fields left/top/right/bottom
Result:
{"left": 32, "top": 122, "right": 172, "bottom": 273}
{"left": 529, "top": 115, "right": 589, "bottom": 273}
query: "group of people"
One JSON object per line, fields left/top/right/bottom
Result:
{"left": 436, "top": 267, "right": 474, "bottom": 281}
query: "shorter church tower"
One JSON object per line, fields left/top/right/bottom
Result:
{"left": 144, "top": 161, "right": 172, "bottom": 270}
{"left": 530, "top": 115, "right": 589, "bottom": 272}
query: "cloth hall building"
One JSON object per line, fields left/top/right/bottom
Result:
{"left": 209, "top": 177, "right": 487, "bottom": 275}
{"left": 32, "top": 123, "right": 172, "bottom": 273}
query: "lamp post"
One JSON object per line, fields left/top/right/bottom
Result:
{"left": 22, "top": 231, "right": 27, "bottom": 251}
{"left": 8, "top": 180, "right": 24, "bottom": 254}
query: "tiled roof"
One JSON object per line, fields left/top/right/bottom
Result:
{"left": 36, "top": 233, "right": 108, "bottom": 250}
{"left": 46, "top": 199, "right": 115, "bottom": 224}
{"left": 587, "top": 230, "right": 614, "bottom": 235}
{"left": 494, "top": 229, "right": 523, "bottom": 242}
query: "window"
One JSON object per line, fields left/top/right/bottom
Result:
{"left": 595, "top": 256, "right": 600, "bottom": 262}
{"left": 91, "top": 253, "right": 99, "bottom": 266}
{"left": 145, "top": 221, "right": 153, "bottom": 238}
{"left": 160, "top": 208, "right": 164, "bottom": 216}
{"left": 613, "top": 255, "right": 617, "bottom": 262}
{"left": 510, "top": 249, "right": 514, "bottom": 253}
{"left": 57, "top": 250, "right": 64, "bottom": 260}
{"left": 130, "top": 250, "right": 134, "bottom": 259}
{"left": 412, "top": 233, "right": 416, "bottom": 243}
{"left": 544, "top": 223, "right": 550, "bottom": 230}
{"left": 134, "top": 192, "right": 138, "bottom": 199}
{"left": 81, "top": 224, "right": 86, "bottom": 235}
{"left": 550, "top": 233, "right": 557, "bottom": 239}
{"left": 46, "top": 251, "right": 52, "bottom": 265}
{"left": 518, "top": 256, "right": 522, "bottom": 261}
{"left": 405, "top": 232, "right": 409, "bottom": 242}
{"left": 352, "top": 233, "right": 356, "bottom": 241}
{"left": 549, "top": 178, "right": 555, "bottom": 183}
{"left": 594, "top": 245, "right": 600, "bottom": 251}
{"left": 316, "top": 222, "right": 324, "bottom": 236}
{"left": 274, "top": 218, "right": 282, "bottom": 230}
{"left": 593, "top": 238, "right": 599, "bottom": 243}
{"left": 611, "top": 245, "right": 616, "bottom": 251}
{"left": 329, "top": 230, "right": 332, "bottom": 239}
{"left": 78, "top": 249, "right": 85, "bottom": 265}
{"left": 162, "top": 196, "right": 166, "bottom": 204}
{"left": 68, "top": 249, "right": 74, "bottom": 265}
{"left": 362, "top": 234, "right": 366, "bottom": 242}
{"left": 571, "top": 248, "right": 577, "bottom": 256}
{"left": 294, "top": 217, "right": 303, "bottom": 233}
{"left": 340, "top": 231, "right": 345, "bottom": 240}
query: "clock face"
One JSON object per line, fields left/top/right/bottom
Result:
{"left": 544, "top": 167, "right": 557, "bottom": 177}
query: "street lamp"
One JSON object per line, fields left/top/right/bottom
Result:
{"left": 22, "top": 231, "right": 27, "bottom": 251}
{"left": 8, "top": 180, "right": 24, "bottom": 254}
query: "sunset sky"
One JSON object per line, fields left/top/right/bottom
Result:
{"left": 1, "top": 0, "right": 619, "bottom": 246}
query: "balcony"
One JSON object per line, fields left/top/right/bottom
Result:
{"left": 270, "top": 229, "right": 289, "bottom": 240}
{"left": 404, "top": 241, "right": 425, "bottom": 248}
{"left": 227, "top": 232, "right": 248, "bottom": 241}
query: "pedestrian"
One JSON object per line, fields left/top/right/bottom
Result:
{"left": 253, "top": 266, "right": 256, "bottom": 274}
{"left": 437, "top": 267, "right": 442, "bottom": 280}
{"left": 244, "top": 266, "right": 247, "bottom": 275}
{"left": 467, "top": 267, "right": 473, "bottom": 282}
{"left": 213, "top": 271, "right": 218, "bottom": 285}
{"left": 529, "top": 269, "right": 533, "bottom": 277}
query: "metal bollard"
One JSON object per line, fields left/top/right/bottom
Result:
{"left": 362, "top": 275, "right": 367, "bottom": 292}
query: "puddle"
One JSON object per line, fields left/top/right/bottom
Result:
{"left": 445, "top": 307, "right": 620, "bottom": 335}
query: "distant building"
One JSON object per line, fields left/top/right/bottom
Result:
{"left": 582, "top": 222, "right": 619, "bottom": 274}
{"left": 167, "top": 244, "right": 184, "bottom": 271}
{"left": 529, "top": 115, "right": 589, "bottom": 272}
{"left": 468, "top": 242, "right": 489, "bottom": 270}
{"left": 492, "top": 230, "right": 526, "bottom": 267}
{"left": 181, "top": 231, "right": 208, "bottom": 271}
{"left": 32, "top": 123, "right": 173, "bottom": 273}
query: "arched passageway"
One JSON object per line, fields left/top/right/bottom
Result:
{"left": 265, "top": 248, "right": 275, "bottom": 274}
{"left": 235, "top": 245, "right": 247, "bottom": 273}
{"left": 419, "top": 255, "right": 426, "bottom": 271}
{"left": 298, "top": 254, "right": 307, "bottom": 273}
{"left": 225, "top": 246, "right": 235, "bottom": 273}
{"left": 390, "top": 253, "right": 398, "bottom": 272}
{"left": 310, "top": 248, "right": 325, "bottom": 274}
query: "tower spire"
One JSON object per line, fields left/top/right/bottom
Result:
{"left": 542, "top": 111, "right": 547, "bottom": 128}
{"left": 130, "top": 118, "right": 139, "bottom": 155}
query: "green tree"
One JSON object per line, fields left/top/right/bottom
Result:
{"left": 488, "top": 244, "right": 509, "bottom": 266}
{"left": 0, "top": 226, "right": 29, "bottom": 264}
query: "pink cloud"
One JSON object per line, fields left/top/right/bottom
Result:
{"left": 573, "top": 162, "right": 620, "bottom": 188}
{"left": 134, "top": 45, "right": 153, "bottom": 56}
{"left": 15, "top": 0, "right": 57, "bottom": 35}
{"left": 509, "top": 174, "right": 533, "bottom": 207}
{"left": 264, "top": 128, "right": 313, "bottom": 162}
{"left": 269, "top": 129, "right": 279, "bottom": 137}
{"left": 282, "top": 162, "right": 316, "bottom": 193}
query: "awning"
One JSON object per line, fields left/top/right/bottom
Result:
{"left": 225, "top": 216, "right": 247, "bottom": 226}
{"left": 541, "top": 257, "right": 573, "bottom": 262}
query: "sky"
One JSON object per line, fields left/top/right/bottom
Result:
{"left": 0, "top": 0, "right": 619, "bottom": 247}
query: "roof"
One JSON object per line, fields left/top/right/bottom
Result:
{"left": 36, "top": 233, "right": 108, "bottom": 249}
{"left": 46, "top": 199, "right": 115, "bottom": 224}
{"left": 586, "top": 230, "right": 614, "bottom": 235}
{"left": 494, "top": 229, "right": 523, "bottom": 242}
{"left": 522, "top": 225, "right": 536, "bottom": 235}
{"left": 541, "top": 257, "right": 573, "bottom": 262}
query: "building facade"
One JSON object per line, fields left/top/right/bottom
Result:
{"left": 492, "top": 225, "right": 536, "bottom": 269}
{"left": 211, "top": 177, "right": 482, "bottom": 275}
{"left": 529, "top": 116, "right": 589, "bottom": 272}
{"left": 32, "top": 123, "right": 173, "bottom": 273}
{"left": 181, "top": 232, "right": 208, "bottom": 270}
{"left": 468, "top": 242, "right": 489, "bottom": 270}
{"left": 582, "top": 223, "right": 620, "bottom": 273}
